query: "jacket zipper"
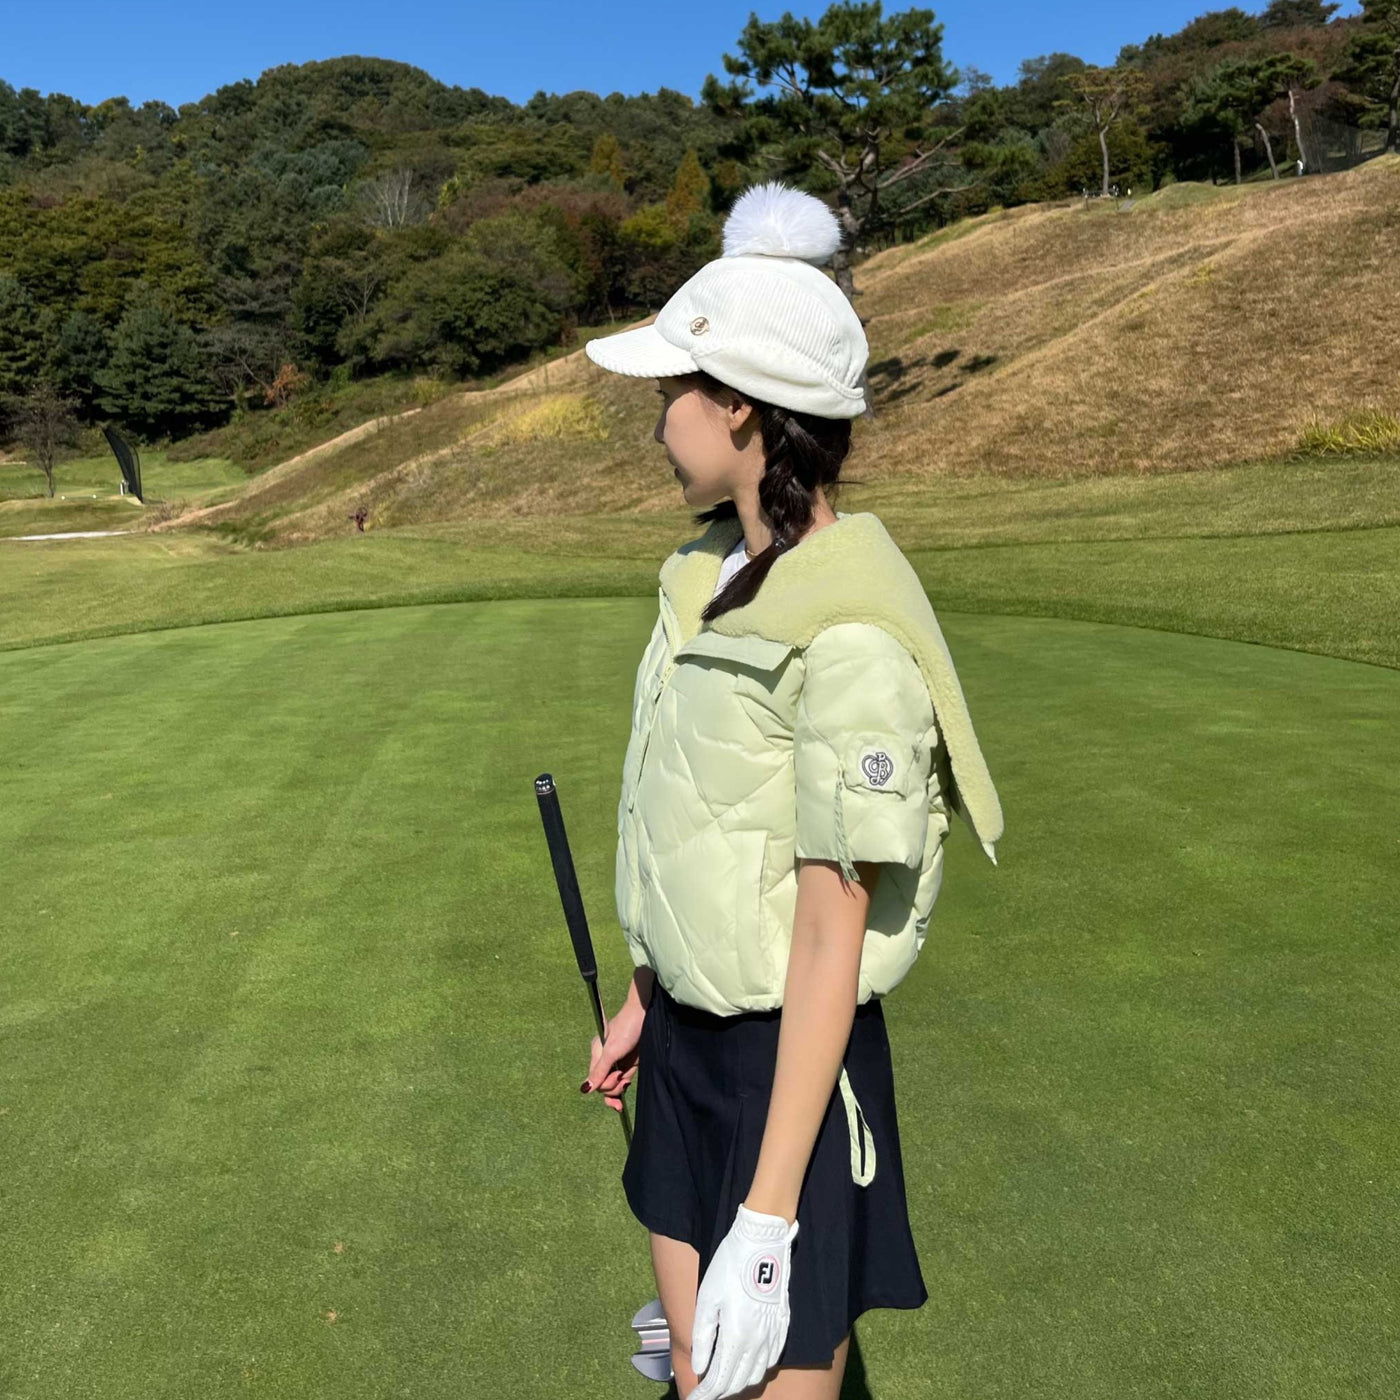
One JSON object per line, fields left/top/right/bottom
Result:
{"left": 628, "top": 654, "right": 677, "bottom": 814}
{"left": 622, "top": 640, "right": 676, "bottom": 934}
{"left": 628, "top": 591, "right": 683, "bottom": 814}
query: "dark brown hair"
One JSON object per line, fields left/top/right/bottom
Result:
{"left": 681, "top": 370, "right": 855, "bottom": 622}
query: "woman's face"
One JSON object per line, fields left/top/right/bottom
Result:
{"left": 653, "top": 376, "right": 763, "bottom": 508}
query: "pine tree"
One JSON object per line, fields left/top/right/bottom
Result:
{"left": 1060, "top": 66, "right": 1152, "bottom": 197}
{"left": 1259, "top": 0, "right": 1340, "bottom": 27}
{"left": 46, "top": 310, "right": 110, "bottom": 415}
{"left": 1342, "top": 0, "right": 1400, "bottom": 151}
{"left": 0, "top": 275, "right": 44, "bottom": 402}
{"left": 95, "top": 285, "right": 222, "bottom": 440}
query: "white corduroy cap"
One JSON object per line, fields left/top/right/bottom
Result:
{"left": 585, "top": 181, "right": 869, "bottom": 419}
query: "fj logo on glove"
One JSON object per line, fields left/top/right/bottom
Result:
{"left": 690, "top": 315, "right": 710, "bottom": 335}
{"left": 688, "top": 1202, "right": 799, "bottom": 1397}
{"left": 861, "top": 750, "right": 894, "bottom": 787}
{"left": 749, "top": 1255, "right": 781, "bottom": 1295}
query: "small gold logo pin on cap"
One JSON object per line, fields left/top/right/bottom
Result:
{"left": 689, "top": 315, "right": 710, "bottom": 335}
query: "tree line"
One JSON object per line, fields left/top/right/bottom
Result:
{"left": 1, "top": 0, "right": 1395, "bottom": 452}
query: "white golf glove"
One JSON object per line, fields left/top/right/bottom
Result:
{"left": 688, "top": 1202, "right": 800, "bottom": 1400}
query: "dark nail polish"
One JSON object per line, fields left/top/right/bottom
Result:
{"left": 580, "top": 1080, "right": 592, "bottom": 1093}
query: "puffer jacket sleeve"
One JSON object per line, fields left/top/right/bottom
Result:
{"left": 793, "top": 621, "right": 939, "bottom": 880}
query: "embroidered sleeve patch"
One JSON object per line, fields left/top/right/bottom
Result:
{"left": 844, "top": 738, "right": 913, "bottom": 795}
{"left": 859, "top": 748, "right": 895, "bottom": 788}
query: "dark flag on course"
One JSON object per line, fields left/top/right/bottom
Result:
{"left": 102, "top": 424, "right": 143, "bottom": 502}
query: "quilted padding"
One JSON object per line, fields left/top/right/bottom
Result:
{"left": 615, "top": 511, "right": 999, "bottom": 1019}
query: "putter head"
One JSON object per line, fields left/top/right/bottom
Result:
{"left": 630, "top": 1295, "right": 672, "bottom": 1382}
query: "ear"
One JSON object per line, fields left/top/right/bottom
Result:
{"left": 725, "top": 394, "right": 757, "bottom": 433}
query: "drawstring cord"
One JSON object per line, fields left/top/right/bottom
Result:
{"left": 831, "top": 761, "right": 861, "bottom": 886}
{"left": 838, "top": 1064, "right": 877, "bottom": 1186}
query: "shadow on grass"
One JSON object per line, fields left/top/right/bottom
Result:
{"left": 870, "top": 348, "right": 1001, "bottom": 404}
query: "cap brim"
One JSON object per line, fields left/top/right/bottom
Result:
{"left": 585, "top": 322, "right": 698, "bottom": 379}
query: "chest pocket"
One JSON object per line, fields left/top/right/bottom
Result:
{"left": 672, "top": 630, "right": 795, "bottom": 673}
{"left": 674, "top": 631, "right": 798, "bottom": 725}
{"left": 663, "top": 630, "right": 798, "bottom": 810}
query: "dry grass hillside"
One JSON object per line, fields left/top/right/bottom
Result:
{"left": 860, "top": 155, "right": 1398, "bottom": 481}
{"left": 155, "top": 156, "right": 1399, "bottom": 544}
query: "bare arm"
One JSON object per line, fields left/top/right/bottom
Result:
{"left": 741, "top": 858, "right": 880, "bottom": 1224}
{"left": 623, "top": 963, "right": 656, "bottom": 1013}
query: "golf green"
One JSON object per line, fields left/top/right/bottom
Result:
{"left": 0, "top": 599, "right": 1394, "bottom": 1398}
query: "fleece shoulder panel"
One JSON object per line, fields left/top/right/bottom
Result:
{"left": 670, "top": 512, "right": 1003, "bottom": 863}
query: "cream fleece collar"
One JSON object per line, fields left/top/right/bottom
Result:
{"left": 659, "top": 510, "right": 1004, "bottom": 863}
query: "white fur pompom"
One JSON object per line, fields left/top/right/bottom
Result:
{"left": 721, "top": 181, "right": 842, "bottom": 265}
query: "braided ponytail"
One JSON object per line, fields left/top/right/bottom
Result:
{"left": 684, "top": 372, "right": 854, "bottom": 622}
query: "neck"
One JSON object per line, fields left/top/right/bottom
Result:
{"left": 736, "top": 487, "right": 838, "bottom": 557}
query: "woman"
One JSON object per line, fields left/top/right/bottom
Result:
{"left": 581, "top": 183, "right": 1005, "bottom": 1400}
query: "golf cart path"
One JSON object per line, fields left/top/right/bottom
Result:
{"left": 4, "top": 529, "right": 140, "bottom": 541}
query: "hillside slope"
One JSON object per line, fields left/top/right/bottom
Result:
{"left": 859, "top": 156, "right": 1397, "bottom": 480}
{"left": 154, "top": 157, "right": 1399, "bottom": 544}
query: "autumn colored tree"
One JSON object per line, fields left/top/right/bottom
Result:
{"left": 666, "top": 148, "right": 712, "bottom": 231}
{"left": 589, "top": 131, "right": 626, "bottom": 187}
{"left": 264, "top": 361, "right": 310, "bottom": 407}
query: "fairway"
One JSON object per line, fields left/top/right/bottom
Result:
{"left": 1, "top": 598, "right": 1394, "bottom": 1398}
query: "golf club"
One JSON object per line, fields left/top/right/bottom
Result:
{"left": 534, "top": 773, "right": 674, "bottom": 1384}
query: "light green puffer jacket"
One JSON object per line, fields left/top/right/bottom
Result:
{"left": 616, "top": 510, "right": 1004, "bottom": 1184}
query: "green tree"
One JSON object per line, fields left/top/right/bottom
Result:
{"left": 45, "top": 310, "right": 110, "bottom": 416}
{"left": 1259, "top": 0, "right": 1339, "bottom": 27}
{"left": 1337, "top": 0, "right": 1400, "bottom": 151}
{"left": 365, "top": 253, "right": 556, "bottom": 377}
{"left": 359, "top": 216, "right": 572, "bottom": 377}
{"left": 1004, "top": 53, "right": 1089, "bottom": 131}
{"left": 0, "top": 275, "right": 44, "bottom": 401}
{"left": 1124, "top": 8, "right": 1261, "bottom": 64}
{"left": 0, "top": 188, "right": 218, "bottom": 329}
{"left": 446, "top": 122, "right": 589, "bottom": 188}
{"left": 616, "top": 203, "right": 697, "bottom": 309}
{"left": 1061, "top": 65, "right": 1152, "bottom": 195}
{"left": 702, "top": 1, "right": 963, "bottom": 301}
{"left": 957, "top": 126, "right": 1042, "bottom": 206}
{"left": 1184, "top": 64, "right": 1253, "bottom": 183}
{"left": 289, "top": 219, "right": 388, "bottom": 375}
{"left": 1184, "top": 55, "right": 1314, "bottom": 181}
{"left": 0, "top": 80, "right": 44, "bottom": 158}
{"left": 15, "top": 379, "right": 81, "bottom": 498}
{"left": 1039, "top": 122, "right": 1156, "bottom": 198}
{"left": 95, "top": 286, "right": 224, "bottom": 440}
{"left": 1241, "top": 54, "right": 1317, "bottom": 177}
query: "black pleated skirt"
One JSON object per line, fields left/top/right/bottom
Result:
{"left": 621, "top": 979, "right": 929, "bottom": 1368}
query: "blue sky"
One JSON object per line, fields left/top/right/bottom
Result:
{"left": 5, "top": 0, "right": 1365, "bottom": 110}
